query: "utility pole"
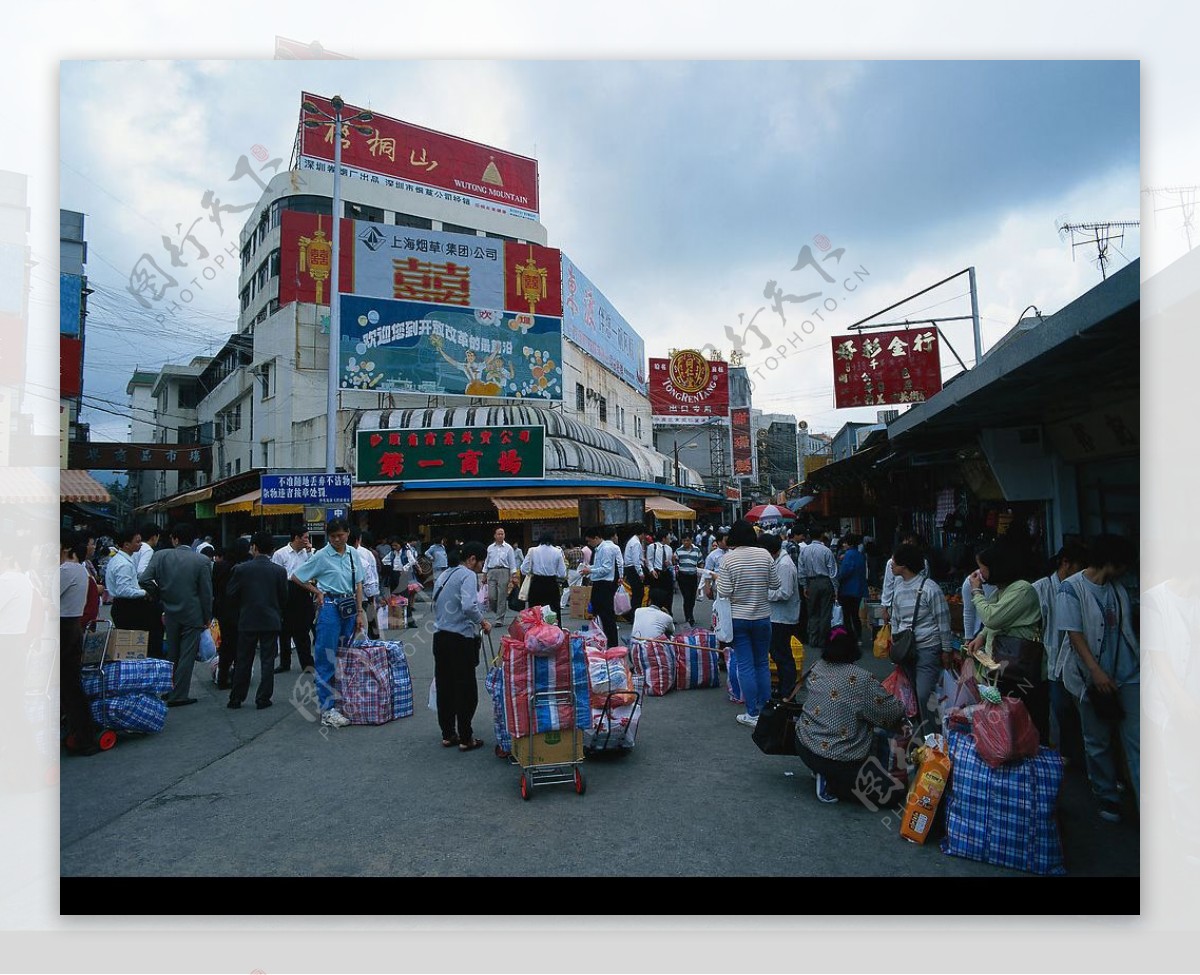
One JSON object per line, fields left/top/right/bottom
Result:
{"left": 1057, "top": 219, "right": 1140, "bottom": 281}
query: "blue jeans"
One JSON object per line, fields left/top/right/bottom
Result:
{"left": 1077, "top": 681, "right": 1140, "bottom": 806}
{"left": 732, "top": 616, "right": 772, "bottom": 717}
{"left": 313, "top": 601, "right": 358, "bottom": 712}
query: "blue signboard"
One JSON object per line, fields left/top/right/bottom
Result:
{"left": 260, "top": 473, "right": 352, "bottom": 506}
{"left": 60, "top": 272, "right": 82, "bottom": 336}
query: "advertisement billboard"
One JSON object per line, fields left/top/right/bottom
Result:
{"left": 649, "top": 351, "right": 729, "bottom": 423}
{"left": 731, "top": 407, "right": 754, "bottom": 477}
{"left": 560, "top": 252, "right": 646, "bottom": 394}
{"left": 260, "top": 473, "right": 352, "bottom": 506}
{"left": 830, "top": 329, "right": 942, "bottom": 409}
{"left": 357, "top": 425, "right": 545, "bottom": 483}
{"left": 60, "top": 272, "right": 82, "bottom": 336}
{"left": 339, "top": 294, "right": 562, "bottom": 400}
{"left": 298, "top": 93, "right": 540, "bottom": 221}
{"left": 278, "top": 210, "right": 355, "bottom": 307}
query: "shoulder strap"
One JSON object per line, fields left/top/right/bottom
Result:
{"left": 433, "top": 565, "right": 466, "bottom": 605}
{"left": 909, "top": 579, "right": 926, "bottom": 628}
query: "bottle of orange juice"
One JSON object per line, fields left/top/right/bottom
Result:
{"left": 900, "top": 739, "right": 952, "bottom": 845}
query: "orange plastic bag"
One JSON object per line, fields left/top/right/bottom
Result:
{"left": 972, "top": 696, "right": 1040, "bottom": 768}
{"left": 873, "top": 624, "right": 892, "bottom": 660}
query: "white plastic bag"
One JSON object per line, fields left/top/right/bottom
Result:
{"left": 712, "top": 596, "right": 734, "bottom": 644}
{"left": 197, "top": 627, "right": 217, "bottom": 662}
{"left": 831, "top": 603, "right": 845, "bottom": 628}
{"left": 427, "top": 678, "right": 437, "bottom": 712}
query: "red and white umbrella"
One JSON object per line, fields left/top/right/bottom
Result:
{"left": 743, "top": 503, "right": 795, "bottom": 522}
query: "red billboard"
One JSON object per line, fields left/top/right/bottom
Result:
{"left": 61, "top": 336, "right": 82, "bottom": 398}
{"left": 649, "top": 352, "right": 729, "bottom": 424}
{"left": 731, "top": 407, "right": 753, "bottom": 476}
{"left": 830, "top": 328, "right": 942, "bottom": 409}
{"left": 278, "top": 210, "right": 355, "bottom": 307}
{"left": 504, "top": 242, "right": 562, "bottom": 318}
{"left": 298, "top": 93, "right": 540, "bottom": 220}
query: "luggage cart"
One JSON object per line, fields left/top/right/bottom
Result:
{"left": 68, "top": 620, "right": 119, "bottom": 752}
{"left": 511, "top": 659, "right": 585, "bottom": 799}
{"left": 584, "top": 675, "right": 643, "bottom": 755}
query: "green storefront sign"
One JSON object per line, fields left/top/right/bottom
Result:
{"left": 357, "top": 425, "right": 545, "bottom": 484}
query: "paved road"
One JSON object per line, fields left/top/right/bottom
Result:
{"left": 60, "top": 593, "right": 1138, "bottom": 878}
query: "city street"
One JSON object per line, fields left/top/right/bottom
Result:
{"left": 60, "top": 594, "right": 1138, "bottom": 880}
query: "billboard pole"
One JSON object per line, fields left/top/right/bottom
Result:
{"left": 326, "top": 96, "right": 343, "bottom": 474}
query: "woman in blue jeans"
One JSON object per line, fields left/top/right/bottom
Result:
{"left": 715, "top": 519, "right": 780, "bottom": 728}
{"left": 889, "top": 543, "right": 954, "bottom": 737}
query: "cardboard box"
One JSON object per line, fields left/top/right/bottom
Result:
{"left": 567, "top": 585, "right": 593, "bottom": 620}
{"left": 109, "top": 630, "right": 150, "bottom": 661}
{"left": 512, "top": 728, "right": 583, "bottom": 766}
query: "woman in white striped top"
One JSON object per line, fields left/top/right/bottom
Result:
{"left": 715, "top": 519, "right": 780, "bottom": 727}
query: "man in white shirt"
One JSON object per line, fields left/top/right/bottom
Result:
{"left": 646, "top": 531, "right": 675, "bottom": 616}
{"left": 350, "top": 528, "right": 383, "bottom": 639}
{"left": 135, "top": 522, "right": 161, "bottom": 577}
{"left": 581, "top": 525, "right": 624, "bottom": 649}
{"left": 631, "top": 600, "right": 675, "bottom": 641}
{"left": 483, "top": 527, "right": 519, "bottom": 621}
{"left": 270, "top": 527, "right": 315, "bottom": 673}
{"left": 702, "top": 531, "right": 728, "bottom": 600}
{"left": 623, "top": 530, "right": 646, "bottom": 616}
{"left": 106, "top": 525, "right": 148, "bottom": 629}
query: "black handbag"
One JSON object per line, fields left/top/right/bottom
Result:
{"left": 334, "top": 547, "right": 360, "bottom": 619}
{"left": 888, "top": 581, "right": 925, "bottom": 665}
{"left": 752, "top": 676, "right": 808, "bottom": 756}
{"left": 991, "top": 635, "right": 1045, "bottom": 686}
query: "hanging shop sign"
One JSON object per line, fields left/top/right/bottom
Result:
{"left": 357, "top": 425, "right": 545, "bottom": 484}
{"left": 649, "top": 351, "right": 729, "bottom": 424}
{"left": 69, "top": 441, "right": 212, "bottom": 471}
{"left": 730, "top": 407, "right": 754, "bottom": 477}
{"left": 830, "top": 328, "right": 942, "bottom": 409}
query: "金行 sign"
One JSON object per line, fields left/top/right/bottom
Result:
{"left": 260, "top": 473, "right": 352, "bottom": 506}
{"left": 357, "top": 425, "right": 545, "bottom": 483}
{"left": 298, "top": 93, "right": 540, "bottom": 221}
{"left": 830, "top": 329, "right": 942, "bottom": 409}
{"left": 649, "top": 351, "right": 729, "bottom": 423}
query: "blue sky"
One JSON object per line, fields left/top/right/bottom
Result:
{"left": 60, "top": 59, "right": 1140, "bottom": 444}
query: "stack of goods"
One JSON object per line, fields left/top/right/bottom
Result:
{"left": 335, "top": 640, "right": 413, "bottom": 725}
{"left": 940, "top": 729, "right": 1066, "bottom": 875}
{"left": 500, "top": 632, "right": 590, "bottom": 740}
{"left": 82, "top": 658, "right": 173, "bottom": 734}
{"left": 630, "top": 639, "right": 676, "bottom": 696}
{"left": 582, "top": 643, "right": 641, "bottom": 751}
{"left": 674, "top": 629, "right": 721, "bottom": 690}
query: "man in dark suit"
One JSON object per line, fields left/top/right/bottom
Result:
{"left": 139, "top": 522, "right": 214, "bottom": 707}
{"left": 226, "top": 531, "right": 289, "bottom": 710}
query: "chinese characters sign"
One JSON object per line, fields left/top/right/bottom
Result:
{"left": 278, "top": 210, "right": 355, "bottom": 306}
{"left": 649, "top": 351, "right": 729, "bottom": 424}
{"left": 559, "top": 252, "right": 647, "bottom": 394}
{"left": 260, "top": 473, "right": 352, "bottom": 505}
{"left": 69, "top": 442, "right": 212, "bottom": 471}
{"left": 298, "top": 93, "right": 540, "bottom": 221}
{"left": 356, "top": 425, "right": 545, "bottom": 483}
{"left": 830, "top": 329, "right": 942, "bottom": 409}
{"left": 731, "top": 407, "right": 754, "bottom": 477}
{"left": 339, "top": 294, "right": 562, "bottom": 400}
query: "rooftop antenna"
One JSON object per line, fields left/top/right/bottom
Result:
{"left": 1056, "top": 218, "right": 1140, "bottom": 280}
{"left": 1142, "top": 185, "right": 1200, "bottom": 252}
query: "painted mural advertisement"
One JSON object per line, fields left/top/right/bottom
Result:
{"left": 559, "top": 252, "right": 647, "bottom": 394}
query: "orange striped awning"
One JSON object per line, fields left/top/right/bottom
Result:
{"left": 493, "top": 498, "right": 579, "bottom": 521}
{"left": 352, "top": 485, "right": 396, "bottom": 510}
{"left": 215, "top": 489, "right": 304, "bottom": 516}
{"left": 643, "top": 495, "right": 696, "bottom": 520}
{"left": 60, "top": 469, "right": 112, "bottom": 504}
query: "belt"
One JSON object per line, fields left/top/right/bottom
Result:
{"left": 325, "top": 592, "right": 353, "bottom": 598}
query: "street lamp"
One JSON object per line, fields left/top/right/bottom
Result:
{"left": 671, "top": 418, "right": 722, "bottom": 487}
{"left": 301, "top": 95, "right": 374, "bottom": 474}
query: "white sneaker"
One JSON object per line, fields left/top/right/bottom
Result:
{"left": 736, "top": 713, "right": 758, "bottom": 728}
{"left": 321, "top": 708, "right": 350, "bottom": 729}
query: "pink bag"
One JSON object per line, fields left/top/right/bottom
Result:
{"left": 972, "top": 696, "right": 1041, "bottom": 768}
{"left": 613, "top": 586, "right": 632, "bottom": 615}
{"left": 524, "top": 622, "right": 567, "bottom": 656}
{"left": 882, "top": 666, "right": 918, "bottom": 718}
{"left": 507, "top": 606, "right": 543, "bottom": 642}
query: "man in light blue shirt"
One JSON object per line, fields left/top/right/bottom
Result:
{"left": 426, "top": 536, "right": 450, "bottom": 587}
{"left": 432, "top": 541, "right": 492, "bottom": 751}
{"left": 582, "top": 525, "right": 623, "bottom": 650}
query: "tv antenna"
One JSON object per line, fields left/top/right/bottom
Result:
{"left": 1056, "top": 219, "right": 1140, "bottom": 280}
{"left": 1142, "top": 185, "right": 1200, "bottom": 252}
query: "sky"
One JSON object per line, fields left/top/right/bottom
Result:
{"left": 59, "top": 59, "right": 1140, "bottom": 450}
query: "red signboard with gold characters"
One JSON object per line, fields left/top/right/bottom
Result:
{"left": 830, "top": 328, "right": 942, "bottom": 409}
{"left": 649, "top": 351, "right": 729, "bottom": 424}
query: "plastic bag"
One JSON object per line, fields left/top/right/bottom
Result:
{"left": 427, "top": 678, "right": 437, "bottom": 712}
{"left": 613, "top": 585, "right": 632, "bottom": 615}
{"left": 208, "top": 619, "right": 221, "bottom": 648}
{"left": 197, "top": 626, "right": 217, "bottom": 662}
{"left": 873, "top": 623, "right": 892, "bottom": 660}
{"left": 831, "top": 603, "right": 844, "bottom": 628}
{"left": 882, "top": 666, "right": 918, "bottom": 718}
{"left": 524, "top": 622, "right": 566, "bottom": 656}
{"left": 477, "top": 584, "right": 488, "bottom": 608}
{"left": 712, "top": 596, "right": 734, "bottom": 644}
{"left": 972, "top": 696, "right": 1040, "bottom": 768}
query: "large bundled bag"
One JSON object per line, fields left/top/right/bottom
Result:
{"left": 882, "top": 666, "right": 918, "bottom": 718}
{"left": 675, "top": 632, "right": 721, "bottom": 690}
{"left": 507, "top": 606, "right": 544, "bottom": 642}
{"left": 336, "top": 641, "right": 394, "bottom": 725}
{"left": 81, "top": 658, "right": 173, "bottom": 699}
{"left": 524, "top": 622, "right": 567, "bottom": 656}
{"left": 503, "top": 632, "right": 591, "bottom": 738}
{"left": 585, "top": 646, "right": 634, "bottom": 707}
{"left": 941, "top": 730, "right": 1066, "bottom": 876}
{"left": 631, "top": 639, "right": 676, "bottom": 696}
{"left": 586, "top": 695, "right": 643, "bottom": 751}
{"left": 89, "top": 693, "right": 167, "bottom": 734}
{"left": 972, "top": 696, "right": 1040, "bottom": 768}
{"left": 375, "top": 640, "right": 413, "bottom": 719}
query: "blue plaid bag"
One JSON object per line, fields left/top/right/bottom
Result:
{"left": 485, "top": 664, "right": 512, "bottom": 754}
{"left": 81, "top": 659, "right": 173, "bottom": 700}
{"left": 89, "top": 693, "right": 167, "bottom": 734}
{"left": 941, "top": 730, "right": 1067, "bottom": 876}
{"left": 383, "top": 642, "right": 413, "bottom": 719}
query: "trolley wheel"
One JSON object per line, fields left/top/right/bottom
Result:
{"left": 494, "top": 745, "right": 508, "bottom": 759}
{"left": 519, "top": 773, "right": 532, "bottom": 801}
{"left": 98, "top": 730, "right": 118, "bottom": 751}
{"left": 574, "top": 767, "right": 586, "bottom": 795}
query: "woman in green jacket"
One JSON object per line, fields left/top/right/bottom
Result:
{"left": 966, "top": 541, "right": 1048, "bottom": 740}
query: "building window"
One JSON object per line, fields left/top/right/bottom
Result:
{"left": 261, "top": 440, "right": 273, "bottom": 467}
{"left": 268, "top": 248, "right": 281, "bottom": 279}
{"left": 599, "top": 397, "right": 607, "bottom": 424}
{"left": 441, "top": 222, "right": 478, "bottom": 236}
{"left": 259, "top": 361, "right": 274, "bottom": 400}
{"left": 177, "top": 382, "right": 202, "bottom": 410}
{"left": 268, "top": 297, "right": 280, "bottom": 317}
{"left": 240, "top": 286, "right": 250, "bottom": 311}
{"left": 241, "top": 241, "right": 252, "bottom": 270}
{"left": 635, "top": 415, "right": 642, "bottom": 439}
{"left": 235, "top": 457, "right": 242, "bottom": 474}
{"left": 394, "top": 212, "right": 433, "bottom": 230}
{"left": 346, "top": 202, "right": 385, "bottom": 224}
{"left": 279, "top": 195, "right": 333, "bottom": 218}
{"left": 485, "top": 231, "right": 517, "bottom": 242}
{"left": 575, "top": 383, "right": 584, "bottom": 412}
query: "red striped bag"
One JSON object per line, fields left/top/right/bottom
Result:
{"left": 631, "top": 639, "right": 676, "bottom": 696}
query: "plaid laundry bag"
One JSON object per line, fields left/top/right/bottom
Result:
{"left": 485, "top": 662, "right": 512, "bottom": 755}
{"left": 378, "top": 641, "right": 413, "bottom": 719}
{"left": 674, "top": 632, "right": 721, "bottom": 690}
{"left": 941, "top": 730, "right": 1067, "bottom": 876}
{"left": 89, "top": 693, "right": 167, "bottom": 734}
{"left": 336, "top": 641, "right": 394, "bottom": 725}
{"left": 631, "top": 639, "right": 676, "bottom": 696}
{"left": 81, "top": 658, "right": 173, "bottom": 699}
